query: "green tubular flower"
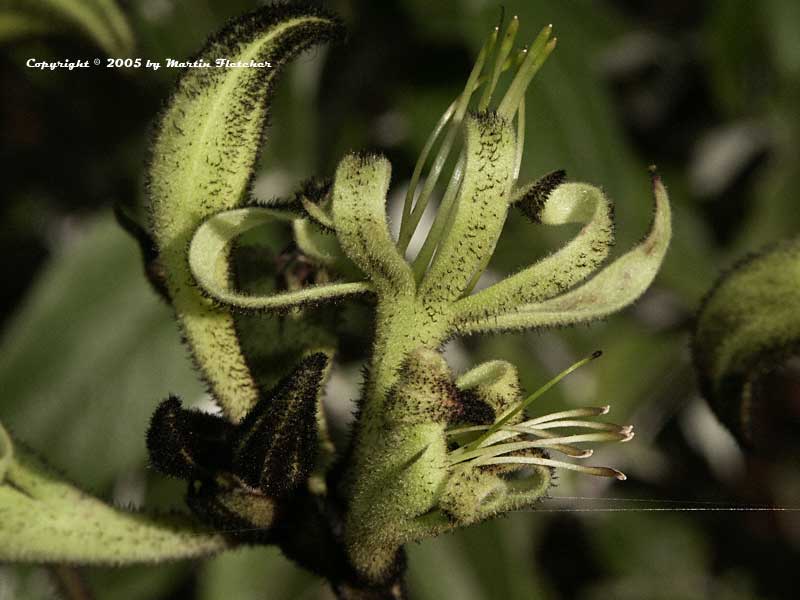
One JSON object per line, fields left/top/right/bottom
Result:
{"left": 176, "top": 12, "right": 671, "bottom": 585}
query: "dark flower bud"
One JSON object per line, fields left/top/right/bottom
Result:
{"left": 146, "top": 396, "right": 234, "bottom": 480}
{"left": 232, "top": 352, "right": 331, "bottom": 497}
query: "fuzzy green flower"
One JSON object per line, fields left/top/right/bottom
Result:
{"left": 0, "top": 6, "right": 672, "bottom": 595}
{"left": 183, "top": 15, "right": 671, "bottom": 582}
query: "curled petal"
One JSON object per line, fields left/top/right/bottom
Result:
{"left": 455, "top": 180, "right": 615, "bottom": 321}
{"left": 331, "top": 153, "right": 415, "bottom": 296}
{"left": 190, "top": 207, "right": 372, "bottom": 311}
{"left": 146, "top": 6, "right": 342, "bottom": 422}
{"left": 457, "top": 173, "right": 671, "bottom": 335}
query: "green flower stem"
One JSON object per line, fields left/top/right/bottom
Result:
{"left": 135, "top": 10, "right": 673, "bottom": 592}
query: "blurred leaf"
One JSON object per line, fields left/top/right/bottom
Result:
{"left": 86, "top": 563, "right": 192, "bottom": 600}
{"left": 0, "top": 12, "right": 49, "bottom": 39}
{"left": 590, "top": 512, "right": 707, "bottom": 577}
{"left": 581, "top": 512, "right": 760, "bottom": 600}
{"left": 0, "top": 216, "right": 203, "bottom": 492}
{"left": 408, "top": 516, "right": 548, "bottom": 600}
{"left": 198, "top": 546, "right": 323, "bottom": 600}
{"left": 0, "top": 565, "right": 57, "bottom": 600}
{"left": 763, "top": 0, "right": 800, "bottom": 82}
{"left": 0, "top": 0, "right": 135, "bottom": 55}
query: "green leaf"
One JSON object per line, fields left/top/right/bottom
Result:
{"left": 693, "top": 236, "right": 800, "bottom": 448}
{"left": 0, "top": 0, "right": 135, "bottom": 56}
{"left": 0, "top": 216, "right": 202, "bottom": 492}
{"left": 190, "top": 207, "right": 372, "bottom": 310}
{"left": 146, "top": 5, "right": 342, "bottom": 423}
{"left": 331, "top": 153, "right": 415, "bottom": 296}
{"left": 0, "top": 422, "right": 228, "bottom": 565}
{"left": 455, "top": 180, "right": 615, "bottom": 322}
{"left": 458, "top": 173, "right": 671, "bottom": 334}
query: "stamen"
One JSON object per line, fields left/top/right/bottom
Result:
{"left": 513, "top": 94, "right": 526, "bottom": 182}
{"left": 498, "top": 25, "right": 555, "bottom": 118}
{"left": 515, "top": 419, "right": 631, "bottom": 432}
{"left": 464, "top": 351, "right": 602, "bottom": 452}
{"left": 479, "top": 14, "right": 519, "bottom": 110}
{"left": 411, "top": 152, "right": 466, "bottom": 279}
{"left": 451, "top": 432, "right": 633, "bottom": 465}
{"left": 402, "top": 20, "right": 553, "bottom": 275}
{"left": 525, "top": 405, "right": 611, "bottom": 426}
{"left": 397, "top": 29, "right": 492, "bottom": 251}
{"left": 478, "top": 456, "right": 627, "bottom": 480}
{"left": 399, "top": 99, "right": 457, "bottom": 247}
{"left": 399, "top": 48, "right": 527, "bottom": 253}
{"left": 446, "top": 415, "right": 628, "bottom": 437}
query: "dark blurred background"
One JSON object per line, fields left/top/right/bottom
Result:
{"left": 1, "top": 0, "right": 799, "bottom": 598}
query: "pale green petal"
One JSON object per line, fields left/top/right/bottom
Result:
{"left": 331, "top": 154, "right": 415, "bottom": 296}
{"left": 190, "top": 208, "right": 372, "bottom": 311}
{"left": 146, "top": 6, "right": 341, "bottom": 422}
{"left": 458, "top": 175, "right": 670, "bottom": 334}
{"left": 455, "top": 182, "right": 614, "bottom": 321}
{"left": 419, "top": 113, "right": 517, "bottom": 308}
